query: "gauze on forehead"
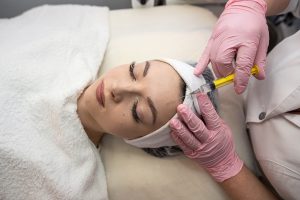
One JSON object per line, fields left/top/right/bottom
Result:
{"left": 124, "top": 58, "right": 207, "bottom": 148}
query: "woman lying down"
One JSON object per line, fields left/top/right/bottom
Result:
{"left": 1, "top": 58, "right": 216, "bottom": 199}
{"left": 79, "top": 59, "right": 217, "bottom": 156}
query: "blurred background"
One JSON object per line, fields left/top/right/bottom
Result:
{"left": 1, "top": 0, "right": 299, "bottom": 52}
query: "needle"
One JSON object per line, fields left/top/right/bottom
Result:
{"left": 190, "top": 65, "right": 260, "bottom": 95}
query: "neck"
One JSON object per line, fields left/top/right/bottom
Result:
{"left": 84, "top": 127, "right": 104, "bottom": 146}
{"left": 77, "top": 91, "right": 104, "bottom": 146}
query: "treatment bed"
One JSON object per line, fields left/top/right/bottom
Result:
{"left": 99, "top": 5, "right": 258, "bottom": 200}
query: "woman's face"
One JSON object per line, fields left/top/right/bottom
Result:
{"left": 80, "top": 60, "right": 183, "bottom": 139}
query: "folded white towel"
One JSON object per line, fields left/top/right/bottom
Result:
{"left": 0, "top": 5, "right": 109, "bottom": 200}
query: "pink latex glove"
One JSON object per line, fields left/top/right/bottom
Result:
{"left": 169, "top": 93, "right": 243, "bottom": 182}
{"left": 195, "top": 0, "right": 269, "bottom": 94}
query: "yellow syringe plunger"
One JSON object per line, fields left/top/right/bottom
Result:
{"left": 213, "top": 65, "right": 259, "bottom": 89}
{"left": 190, "top": 65, "right": 259, "bottom": 95}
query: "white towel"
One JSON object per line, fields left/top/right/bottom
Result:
{"left": 0, "top": 5, "right": 109, "bottom": 200}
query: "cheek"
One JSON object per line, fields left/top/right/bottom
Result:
{"left": 101, "top": 111, "right": 136, "bottom": 138}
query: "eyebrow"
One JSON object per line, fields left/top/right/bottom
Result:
{"left": 143, "top": 61, "right": 150, "bottom": 77}
{"left": 147, "top": 97, "right": 157, "bottom": 125}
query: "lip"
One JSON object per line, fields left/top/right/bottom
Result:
{"left": 96, "top": 80, "right": 105, "bottom": 107}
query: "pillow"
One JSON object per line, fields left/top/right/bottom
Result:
{"left": 99, "top": 5, "right": 257, "bottom": 200}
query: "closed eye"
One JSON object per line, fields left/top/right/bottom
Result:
{"left": 131, "top": 98, "right": 140, "bottom": 123}
{"left": 129, "top": 62, "right": 136, "bottom": 81}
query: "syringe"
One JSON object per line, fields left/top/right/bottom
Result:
{"left": 190, "top": 65, "right": 259, "bottom": 95}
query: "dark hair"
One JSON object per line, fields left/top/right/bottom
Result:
{"left": 142, "top": 66, "right": 218, "bottom": 158}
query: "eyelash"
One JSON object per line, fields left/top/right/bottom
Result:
{"left": 129, "top": 62, "right": 136, "bottom": 81}
{"left": 129, "top": 62, "right": 140, "bottom": 123}
{"left": 131, "top": 99, "right": 140, "bottom": 123}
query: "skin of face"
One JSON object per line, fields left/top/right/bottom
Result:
{"left": 77, "top": 60, "right": 183, "bottom": 144}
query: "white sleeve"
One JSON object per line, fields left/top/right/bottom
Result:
{"left": 281, "top": 0, "right": 300, "bottom": 17}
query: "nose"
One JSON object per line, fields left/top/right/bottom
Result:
{"left": 111, "top": 82, "right": 143, "bottom": 103}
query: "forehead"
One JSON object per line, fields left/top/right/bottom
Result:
{"left": 143, "top": 60, "right": 183, "bottom": 127}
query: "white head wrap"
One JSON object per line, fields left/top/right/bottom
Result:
{"left": 124, "top": 59, "right": 207, "bottom": 148}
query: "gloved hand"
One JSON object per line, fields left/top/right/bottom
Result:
{"left": 169, "top": 93, "right": 243, "bottom": 182}
{"left": 195, "top": 0, "right": 269, "bottom": 94}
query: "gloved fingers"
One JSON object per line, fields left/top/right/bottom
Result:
{"left": 170, "top": 129, "right": 192, "bottom": 155}
{"left": 169, "top": 118, "right": 202, "bottom": 152}
{"left": 176, "top": 104, "right": 209, "bottom": 143}
{"left": 234, "top": 42, "right": 258, "bottom": 94}
{"left": 194, "top": 38, "right": 213, "bottom": 76}
{"left": 196, "top": 93, "right": 221, "bottom": 130}
{"left": 253, "top": 26, "right": 269, "bottom": 80}
{"left": 210, "top": 43, "right": 237, "bottom": 78}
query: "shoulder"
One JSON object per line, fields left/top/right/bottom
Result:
{"left": 248, "top": 115, "right": 300, "bottom": 199}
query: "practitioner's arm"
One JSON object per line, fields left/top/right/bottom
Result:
{"left": 170, "top": 93, "right": 277, "bottom": 199}
{"left": 221, "top": 165, "right": 276, "bottom": 200}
